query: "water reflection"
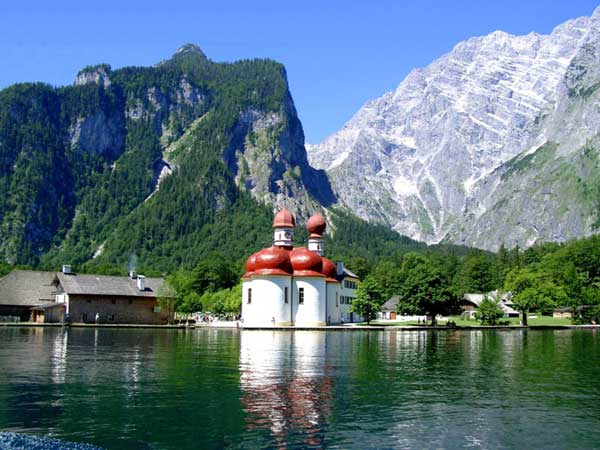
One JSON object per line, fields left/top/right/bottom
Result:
{"left": 51, "top": 330, "right": 68, "bottom": 384}
{"left": 240, "top": 331, "right": 333, "bottom": 447}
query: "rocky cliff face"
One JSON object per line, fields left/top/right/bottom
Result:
{"left": 308, "top": 7, "right": 600, "bottom": 250}
{"left": 75, "top": 64, "right": 112, "bottom": 89}
{"left": 224, "top": 92, "right": 335, "bottom": 220}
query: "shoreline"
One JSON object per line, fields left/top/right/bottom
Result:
{"left": 1, "top": 323, "right": 600, "bottom": 331}
{"left": 0, "top": 323, "right": 186, "bottom": 329}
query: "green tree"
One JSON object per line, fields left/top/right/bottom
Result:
{"left": 180, "top": 292, "right": 204, "bottom": 314}
{"left": 157, "top": 280, "right": 179, "bottom": 324}
{"left": 504, "top": 267, "right": 567, "bottom": 326}
{"left": 345, "top": 256, "right": 372, "bottom": 280}
{"left": 475, "top": 296, "right": 504, "bottom": 325}
{"left": 574, "top": 305, "right": 600, "bottom": 325}
{"left": 370, "top": 260, "right": 404, "bottom": 300}
{"left": 452, "top": 252, "right": 494, "bottom": 296}
{"left": 200, "top": 284, "right": 242, "bottom": 317}
{"left": 191, "top": 254, "right": 238, "bottom": 293}
{"left": 351, "top": 276, "right": 384, "bottom": 324}
{"left": 491, "top": 243, "right": 511, "bottom": 288}
{"left": 398, "top": 257, "right": 459, "bottom": 326}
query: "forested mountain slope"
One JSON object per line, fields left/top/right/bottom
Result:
{"left": 0, "top": 44, "right": 468, "bottom": 274}
{"left": 0, "top": 45, "right": 335, "bottom": 270}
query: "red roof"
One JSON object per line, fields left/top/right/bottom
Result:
{"left": 253, "top": 246, "right": 293, "bottom": 276}
{"left": 290, "top": 247, "right": 325, "bottom": 277}
{"left": 321, "top": 257, "right": 339, "bottom": 283}
{"left": 242, "top": 252, "right": 259, "bottom": 278}
{"left": 273, "top": 207, "right": 296, "bottom": 228}
{"left": 307, "top": 213, "right": 326, "bottom": 236}
{"left": 243, "top": 247, "right": 339, "bottom": 280}
{"left": 243, "top": 209, "right": 337, "bottom": 280}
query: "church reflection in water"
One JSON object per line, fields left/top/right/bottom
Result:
{"left": 239, "top": 331, "right": 334, "bottom": 447}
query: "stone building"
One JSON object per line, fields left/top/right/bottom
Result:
{"left": 55, "top": 270, "right": 171, "bottom": 324}
{"left": 0, "top": 267, "right": 172, "bottom": 324}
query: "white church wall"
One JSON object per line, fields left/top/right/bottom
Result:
{"left": 326, "top": 283, "right": 341, "bottom": 325}
{"left": 293, "top": 277, "right": 326, "bottom": 326}
{"left": 242, "top": 276, "right": 292, "bottom": 327}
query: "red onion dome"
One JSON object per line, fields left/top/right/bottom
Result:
{"left": 321, "top": 257, "right": 339, "bottom": 283}
{"left": 290, "top": 247, "right": 325, "bottom": 277}
{"left": 307, "top": 213, "right": 326, "bottom": 236}
{"left": 243, "top": 252, "right": 259, "bottom": 278}
{"left": 273, "top": 207, "right": 296, "bottom": 228}
{"left": 254, "top": 246, "right": 293, "bottom": 276}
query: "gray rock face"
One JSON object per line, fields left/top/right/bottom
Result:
{"left": 308, "top": 7, "right": 600, "bottom": 250}
{"left": 224, "top": 91, "right": 336, "bottom": 221}
{"left": 75, "top": 65, "right": 112, "bottom": 89}
{"left": 69, "top": 109, "right": 125, "bottom": 157}
{"left": 125, "top": 77, "right": 208, "bottom": 146}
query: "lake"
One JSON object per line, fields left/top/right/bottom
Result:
{"left": 1, "top": 327, "right": 599, "bottom": 449}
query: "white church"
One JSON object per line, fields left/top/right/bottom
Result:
{"left": 241, "top": 208, "right": 361, "bottom": 327}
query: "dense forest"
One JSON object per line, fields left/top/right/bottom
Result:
{"left": 348, "top": 234, "right": 600, "bottom": 325}
{"left": 0, "top": 44, "right": 482, "bottom": 283}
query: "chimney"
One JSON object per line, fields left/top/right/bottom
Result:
{"left": 129, "top": 270, "right": 137, "bottom": 279}
{"left": 137, "top": 275, "right": 145, "bottom": 291}
{"left": 336, "top": 262, "right": 344, "bottom": 276}
{"left": 62, "top": 265, "right": 72, "bottom": 274}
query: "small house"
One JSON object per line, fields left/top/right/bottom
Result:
{"left": 380, "top": 295, "right": 399, "bottom": 320}
{"left": 0, "top": 270, "right": 62, "bottom": 322}
{"left": 461, "top": 291, "right": 519, "bottom": 319}
{"left": 553, "top": 307, "right": 573, "bottom": 319}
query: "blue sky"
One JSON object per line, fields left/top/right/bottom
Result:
{"left": 1, "top": 0, "right": 598, "bottom": 143}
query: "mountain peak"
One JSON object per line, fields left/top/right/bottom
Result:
{"left": 157, "top": 44, "right": 209, "bottom": 68}
{"left": 308, "top": 6, "right": 600, "bottom": 251}
{"left": 173, "top": 43, "right": 207, "bottom": 59}
{"left": 75, "top": 64, "right": 112, "bottom": 88}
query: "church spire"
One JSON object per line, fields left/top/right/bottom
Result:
{"left": 272, "top": 208, "right": 295, "bottom": 247}
{"left": 307, "top": 213, "right": 326, "bottom": 256}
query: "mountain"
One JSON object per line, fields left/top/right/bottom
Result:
{"left": 0, "top": 44, "right": 337, "bottom": 270}
{"left": 307, "top": 7, "right": 600, "bottom": 251}
{"left": 1, "top": 44, "right": 466, "bottom": 273}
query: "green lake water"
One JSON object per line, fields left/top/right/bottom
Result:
{"left": 1, "top": 327, "right": 600, "bottom": 449}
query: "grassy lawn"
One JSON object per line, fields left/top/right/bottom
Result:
{"left": 368, "top": 315, "right": 574, "bottom": 327}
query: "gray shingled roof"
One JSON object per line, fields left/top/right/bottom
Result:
{"left": 381, "top": 295, "right": 399, "bottom": 312}
{"left": 0, "top": 270, "right": 58, "bottom": 306}
{"left": 463, "top": 292, "right": 519, "bottom": 316}
{"left": 56, "top": 272, "right": 164, "bottom": 298}
{"left": 30, "top": 302, "right": 65, "bottom": 310}
{"left": 343, "top": 267, "right": 359, "bottom": 279}
{"left": 463, "top": 293, "right": 485, "bottom": 306}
